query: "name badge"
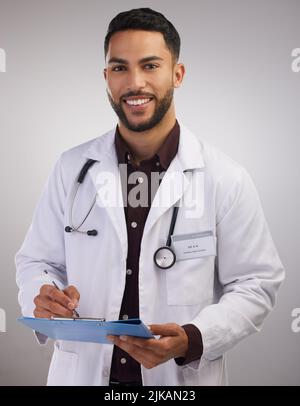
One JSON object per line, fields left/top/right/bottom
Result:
{"left": 171, "top": 231, "right": 216, "bottom": 261}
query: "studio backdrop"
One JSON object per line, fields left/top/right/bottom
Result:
{"left": 0, "top": 0, "right": 299, "bottom": 385}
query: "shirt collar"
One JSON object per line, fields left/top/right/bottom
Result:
{"left": 114, "top": 120, "right": 180, "bottom": 170}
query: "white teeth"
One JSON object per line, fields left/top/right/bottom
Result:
{"left": 126, "top": 98, "right": 151, "bottom": 106}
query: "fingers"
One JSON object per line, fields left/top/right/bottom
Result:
{"left": 33, "top": 308, "right": 65, "bottom": 318}
{"left": 107, "top": 323, "right": 181, "bottom": 350}
{"left": 34, "top": 295, "right": 74, "bottom": 317}
{"left": 112, "top": 335, "right": 160, "bottom": 351}
{"left": 34, "top": 308, "right": 55, "bottom": 318}
{"left": 108, "top": 336, "right": 161, "bottom": 369}
{"left": 63, "top": 285, "right": 80, "bottom": 309}
{"left": 40, "top": 285, "right": 73, "bottom": 308}
{"left": 148, "top": 323, "right": 180, "bottom": 337}
{"left": 106, "top": 323, "right": 187, "bottom": 369}
{"left": 34, "top": 284, "right": 81, "bottom": 318}
{"left": 107, "top": 334, "right": 166, "bottom": 359}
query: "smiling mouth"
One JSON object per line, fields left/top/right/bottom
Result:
{"left": 123, "top": 97, "right": 154, "bottom": 109}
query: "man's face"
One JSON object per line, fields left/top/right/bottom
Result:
{"left": 104, "top": 30, "right": 179, "bottom": 132}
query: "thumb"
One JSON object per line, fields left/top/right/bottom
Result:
{"left": 148, "top": 323, "right": 180, "bottom": 337}
{"left": 63, "top": 285, "right": 80, "bottom": 308}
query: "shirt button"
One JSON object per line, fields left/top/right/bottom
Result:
{"left": 120, "top": 357, "right": 127, "bottom": 365}
{"left": 156, "top": 161, "right": 160, "bottom": 167}
{"left": 131, "top": 221, "right": 137, "bottom": 228}
{"left": 122, "top": 314, "right": 129, "bottom": 320}
{"left": 127, "top": 153, "right": 131, "bottom": 161}
{"left": 137, "top": 176, "right": 144, "bottom": 184}
{"left": 126, "top": 269, "right": 133, "bottom": 275}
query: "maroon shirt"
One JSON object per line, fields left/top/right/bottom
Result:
{"left": 109, "top": 120, "right": 203, "bottom": 384}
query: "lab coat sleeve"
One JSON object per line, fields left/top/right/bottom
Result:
{"left": 15, "top": 155, "right": 68, "bottom": 342}
{"left": 191, "top": 167, "right": 285, "bottom": 362}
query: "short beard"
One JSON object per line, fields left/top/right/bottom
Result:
{"left": 107, "top": 87, "right": 174, "bottom": 132}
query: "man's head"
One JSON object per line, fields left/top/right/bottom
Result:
{"left": 103, "top": 8, "right": 185, "bottom": 132}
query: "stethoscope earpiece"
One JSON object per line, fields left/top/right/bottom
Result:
{"left": 65, "top": 225, "right": 98, "bottom": 236}
{"left": 87, "top": 230, "right": 98, "bottom": 236}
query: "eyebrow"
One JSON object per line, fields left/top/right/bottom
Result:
{"left": 108, "top": 56, "right": 164, "bottom": 65}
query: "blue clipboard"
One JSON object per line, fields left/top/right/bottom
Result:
{"left": 18, "top": 317, "right": 154, "bottom": 344}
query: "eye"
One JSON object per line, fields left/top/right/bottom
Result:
{"left": 144, "top": 64, "right": 158, "bottom": 70}
{"left": 112, "top": 66, "right": 126, "bottom": 72}
{"left": 111, "top": 64, "right": 158, "bottom": 72}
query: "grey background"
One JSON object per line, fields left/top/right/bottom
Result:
{"left": 0, "top": 0, "right": 299, "bottom": 385}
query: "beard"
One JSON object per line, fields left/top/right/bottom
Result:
{"left": 107, "top": 86, "right": 174, "bottom": 132}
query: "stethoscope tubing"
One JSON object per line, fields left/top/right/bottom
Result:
{"left": 65, "top": 161, "right": 193, "bottom": 269}
{"left": 65, "top": 159, "right": 98, "bottom": 236}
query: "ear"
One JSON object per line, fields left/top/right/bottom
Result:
{"left": 173, "top": 63, "right": 185, "bottom": 88}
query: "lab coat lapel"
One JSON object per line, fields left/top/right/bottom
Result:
{"left": 143, "top": 156, "right": 189, "bottom": 236}
{"left": 83, "top": 130, "right": 128, "bottom": 255}
{"left": 143, "top": 123, "right": 205, "bottom": 236}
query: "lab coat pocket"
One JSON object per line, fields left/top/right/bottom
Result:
{"left": 47, "top": 343, "right": 78, "bottom": 386}
{"left": 166, "top": 255, "right": 216, "bottom": 306}
{"left": 182, "top": 355, "right": 226, "bottom": 386}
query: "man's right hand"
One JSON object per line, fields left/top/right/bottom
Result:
{"left": 33, "top": 285, "right": 80, "bottom": 318}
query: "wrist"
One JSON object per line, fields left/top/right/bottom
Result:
{"left": 178, "top": 326, "right": 189, "bottom": 358}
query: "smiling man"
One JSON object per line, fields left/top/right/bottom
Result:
{"left": 16, "top": 8, "right": 284, "bottom": 386}
{"left": 104, "top": 26, "right": 183, "bottom": 163}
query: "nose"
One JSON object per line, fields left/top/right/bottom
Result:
{"left": 126, "top": 68, "right": 146, "bottom": 91}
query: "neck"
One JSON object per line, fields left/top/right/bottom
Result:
{"left": 118, "top": 105, "right": 176, "bottom": 165}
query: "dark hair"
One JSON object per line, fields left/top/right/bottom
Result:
{"left": 104, "top": 8, "right": 180, "bottom": 63}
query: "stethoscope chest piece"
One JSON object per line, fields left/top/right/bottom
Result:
{"left": 153, "top": 246, "right": 176, "bottom": 269}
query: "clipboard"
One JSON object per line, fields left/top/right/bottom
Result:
{"left": 18, "top": 317, "right": 154, "bottom": 344}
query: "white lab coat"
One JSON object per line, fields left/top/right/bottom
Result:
{"left": 15, "top": 122, "right": 285, "bottom": 386}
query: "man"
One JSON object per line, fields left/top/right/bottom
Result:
{"left": 15, "top": 8, "right": 285, "bottom": 386}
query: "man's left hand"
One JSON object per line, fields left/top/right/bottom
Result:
{"left": 107, "top": 323, "right": 188, "bottom": 369}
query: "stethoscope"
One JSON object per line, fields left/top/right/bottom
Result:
{"left": 153, "top": 204, "right": 179, "bottom": 269}
{"left": 153, "top": 169, "right": 193, "bottom": 270}
{"left": 65, "top": 159, "right": 190, "bottom": 270}
{"left": 64, "top": 159, "right": 99, "bottom": 236}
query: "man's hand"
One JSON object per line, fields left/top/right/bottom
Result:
{"left": 107, "top": 323, "right": 188, "bottom": 369}
{"left": 33, "top": 285, "right": 80, "bottom": 318}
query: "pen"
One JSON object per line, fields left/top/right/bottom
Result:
{"left": 43, "top": 270, "right": 80, "bottom": 318}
